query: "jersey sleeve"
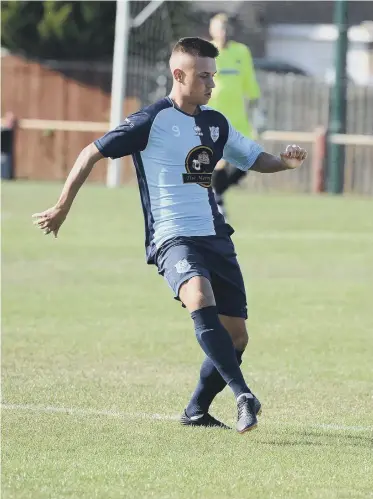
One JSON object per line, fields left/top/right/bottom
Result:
{"left": 223, "top": 119, "right": 263, "bottom": 171}
{"left": 94, "top": 111, "right": 152, "bottom": 159}
{"left": 242, "top": 46, "right": 261, "bottom": 101}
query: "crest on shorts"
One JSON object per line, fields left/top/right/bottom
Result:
{"left": 175, "top": 258, "right": 191, "bottom": 274}
{"left": 209, "top": 126, "right": 219, "bottom": 142}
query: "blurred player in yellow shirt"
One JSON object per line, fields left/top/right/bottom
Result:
{"left": 209, "top": 13, "right": 261, "bottom": 218}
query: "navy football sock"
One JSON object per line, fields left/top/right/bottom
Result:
{"left": 186, "top": 350, "right": 244, "bottom": 417}
{"left": 190, "top": 306, "right": 250, "bottom": 401}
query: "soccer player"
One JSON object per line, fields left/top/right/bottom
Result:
{"left": 32, "top": 38, "right": 307, "bottom": 434}
{"left": 208, "top": 13, "right": 261, "bottom": 218}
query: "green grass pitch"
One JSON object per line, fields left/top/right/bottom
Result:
{"left": 2, "top": 181, "right": 373, "bottom": 498}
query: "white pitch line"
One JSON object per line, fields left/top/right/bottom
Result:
{"left": 311, "top": 423, "right": 373, "bottom": 432}
{"left": 238, "top": 231, "right": 373, "bottom": 242}
{"left": 2, "top": 403, "right": 372, "bottom": 432}
{"left": 1, "top": 403, "right": 178, "bottom": 421}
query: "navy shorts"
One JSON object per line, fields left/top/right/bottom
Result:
{"left": 155, "top": 234, "right": 247, "bottom": 319}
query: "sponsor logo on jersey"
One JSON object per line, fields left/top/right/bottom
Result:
{"left": 183, "top": 145, "right": 214, "bottom": 188}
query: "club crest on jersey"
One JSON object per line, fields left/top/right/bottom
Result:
{"left": 183, "top": 145, "right": 214, "bottom": 188}
{"left": 175, "top": 258, "right": 191, "bottom": 274}
{"left": 194, "top": 125, "right": 203, "bottom": 136}
{"left": 209, "top": 126, "right": 219, "bottom": 142}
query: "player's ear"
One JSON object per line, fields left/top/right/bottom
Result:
{"left": 173, "top": 68, "right": 184, "bottom": 83}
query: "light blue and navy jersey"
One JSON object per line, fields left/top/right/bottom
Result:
{"left": 94, "top": 97, "right": 263, "bottom": 263}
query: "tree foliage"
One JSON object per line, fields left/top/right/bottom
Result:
{"left": 1, "top": 1, "right": 194, "bottom": 61}
{"left": 2, "top": 2, "right": 115, "bottom": 59}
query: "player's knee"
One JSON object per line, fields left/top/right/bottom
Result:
{"left": 179, "top": 276, "right": 215, "bottom": 312}
{"left": 190, "top": 291, "right": 213, "bottom": 311}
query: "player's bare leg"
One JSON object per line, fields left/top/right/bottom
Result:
{"left": 179, "top": 276, "right": 258, "bottom": 433}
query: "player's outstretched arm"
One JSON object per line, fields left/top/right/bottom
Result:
{"left": 32, "top": 143, "right": 103, "bottom": 238}
{"left": 251, "top": 145, "right": 307, "bottom": 173}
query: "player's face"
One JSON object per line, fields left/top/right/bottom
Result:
{"left": 185, "top": 56, "right": 216, "bottom": 106}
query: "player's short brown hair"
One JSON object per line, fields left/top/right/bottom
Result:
{"left": 172, "top": 37, "right": 219, "bottom": 59}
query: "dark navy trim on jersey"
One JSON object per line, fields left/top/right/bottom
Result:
{"left": 195, "top": 108, "right": 231, "bottom": 234}
{"left": 165, "top": 96, "right": 202, "bottom": 117}
{"left": 207, "top": 187, "right": 233, "bottom": 235}
{"left": 94, "top": 97, "right": 172, "bottom": 159}
{"left": 94, "top": 112, "right": 151, "bottom": 158}
{"left": 94, "top": 98, "right": 172, "bottom": 262}
{"left": 135, "top": 98, "right": 173, "bottom": 261}
{"left": 133, "top": 152, "right": 156, "bottom": 263}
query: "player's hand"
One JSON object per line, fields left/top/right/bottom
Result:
{"left": 280, "top": 145, "right": 307, "bottom": 169}
{"left": 32, "top": 205, "right": 68, "bottom": 238}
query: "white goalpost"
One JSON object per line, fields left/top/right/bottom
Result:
{"left": 107, "top": 0, "right": 166, "bottom": 188}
